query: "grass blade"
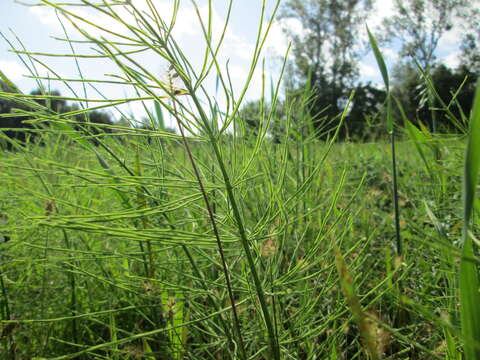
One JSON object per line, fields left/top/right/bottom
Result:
{"left": 460, "top": 78, "right": 480, "bottom": 359}
{"left": 366, "top": 26, "right": 401, "bottom": 255}
{"left": 0, "top": 69, "right": 21, "bottom": 94}
{"left": 154, "top": 101, "right": 165, "bottom": 130}
{"left": 335, "top": 249, "right": 380, "bottom": 360}
{"left": 366, "top": 25, "right": 389, "bottom": 91}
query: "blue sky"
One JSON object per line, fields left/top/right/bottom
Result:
{"left": 0, "top": 0, "right": 464, "bottom": 126}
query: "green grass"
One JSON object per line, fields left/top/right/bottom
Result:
{"left": 0, "top": 136, "right": 469, "bottom": 359}
{"left": 0, "top": 1, "right": 478, "bottom": 359}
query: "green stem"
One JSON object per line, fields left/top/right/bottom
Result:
{"left": 172, "top": 100, "right": 247, "bottom": 360}
{"left": 390, "top": 130, "right": 402, "bottom": 256}
{"left": 62, "top": 230, "right": 78, "bottom": 345}
{"left": 209, "top": 138, "right": 280, "bottom": 359}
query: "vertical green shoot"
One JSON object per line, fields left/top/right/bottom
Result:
{"left": 366, "top": 25, "right": 402, "bottom": 256}
{"left": 335, "top": 249, "right": 380, "bottom": 360}
{"left": 460, "top": 79, "right": 480, "bottom": 359}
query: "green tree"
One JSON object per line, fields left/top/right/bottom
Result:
{"left": 454, "top": 2, "right": 480, "bottom": 75}
{"left": 237, "top": 99, "right": 286, "bottom": 142}
{"left": 279, "top": 0, "right": 377, "bottom": 139}
{"left": 383, "top": 0, "right": 471, "bottom": 69}
{"left": 0, "top": 83, "right": 115, "bottom": 148}
{"left": 30, "top": 88, "right": 66, "bottom": 113}
{"left": 391, "top": 62, "right": 477, "bottom": 132}
{"left": 383, "top": 0, "right": 480, "bottom": 133}
{"left": 280, "top": 0, "right": 374, "bottom": 87}
{"left": 458, "top": 2, "right": 480, "bottom": 76}
{"left": 346, "top": 83, "right": 386, "bottom": 140}
{"left": 461, "top": 33, "right": 480, "bottom": 75}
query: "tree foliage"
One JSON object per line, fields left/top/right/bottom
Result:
{"left": 237, "top": 99, "right": 286, "bottom": 143}
{"left": 392, "top": 63, "right": 477, "bottom": 132}
{"left": 383, "top": 0, "right": 477, "bottom": 69}
{"left": 280, "top": 0, "right": 373, "bottom": 87}
{"left": 461, "top": 35, "right": 480, "bottom": 76}
{"left": 384, "top": 0, "right": 459, "bottom": 68}
{"left": 277, "top": 0, "right": 480, "bottom": 140}
{"left": 0, "top": 81, "right": 115, "bottom": 148}
{"left": 279, "top": 0, "right": 377, "bottom": 139}
{"left": 450, "top": 1, "right": 480, "bottom": 75}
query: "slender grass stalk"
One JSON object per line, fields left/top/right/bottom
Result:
{"left": 460, "top": 78, "right": 480, "bottom": 359}
{"left": 366, "top": 26, "right": 402, "bottom": 256}
{"left": 62, "top": 230, "right": 79, "bottom": 346}
{"left": 171, "top": 89, "right": 247, "bottom": 359}
{"left": 366, "top": 25, "right": 412, "bottom": 338}
{"left": 0, "top": 267, "right": 13, "bottom": 360}
{"left": 174, "top": 4, "right": 283, "bottom": 351}
{"left": 335, "top": 249, "right": 380, "bottom": 360}
{"left": 390, "top": 127, "right": 402, "bottom": 256}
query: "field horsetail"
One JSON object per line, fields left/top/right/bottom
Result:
{"left": 0, "top": 0, "right": 479, "bottom": 359}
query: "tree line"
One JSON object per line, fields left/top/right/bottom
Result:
{"left": 0, "top": 80, "right": 115, "bottom": 148}
{"left": 1, "top": 0, "right": 479, "bottom": 145}
{"left": 239, "top": 0, "right": 480, "bottom": 141}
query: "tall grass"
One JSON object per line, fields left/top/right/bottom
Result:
{"left": 0, "top": 1, "right": 349, "bottom": 358}
{"left": 368, "top": 26, "right": 480, "bottom": 360}
{"left": 367, "top": 25, "right": 402, "bottom": 258}
{"left": 460, "top": 79, "right": 480, "bottom": 359}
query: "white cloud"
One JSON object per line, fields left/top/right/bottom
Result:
{"left": 382, "top": 48, "right": 399, "bottom": 63}
{"left": 29, "top": 2, "right": 226, "bottom": 45}
{"left": 358, "top": 61, "right": 378, "bottom": 78}
{"left": 29, "top": 6, "right": 63, "bottom": 30}
{"left": 28, "top": 1, "right": 254, "bottom": 63}
{"left": 0, "top": 60, "right": 26, "bottom": 82}
{"left": 25, "top": 0, "right": 282, "bottom": 112}
{"left": 29, "top": 5, "right": 114, "bottom": 41}
{"left": 441, "top": 50, "right": 461, "bottom": 69}
{"left": 437, "top": 27, "right": 463, "bottom": 55}
{"left": 265, "top": 18, "right": 300, "bottom": 58}
{"left": 368, "top": 0, "right": 396, "bottom": 29}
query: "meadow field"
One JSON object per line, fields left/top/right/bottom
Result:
{"left": 0, "top": 131, "right": 473, "bottom": 359}
{"left": 1, "top": 1, "right": 480, "bottom": 359}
